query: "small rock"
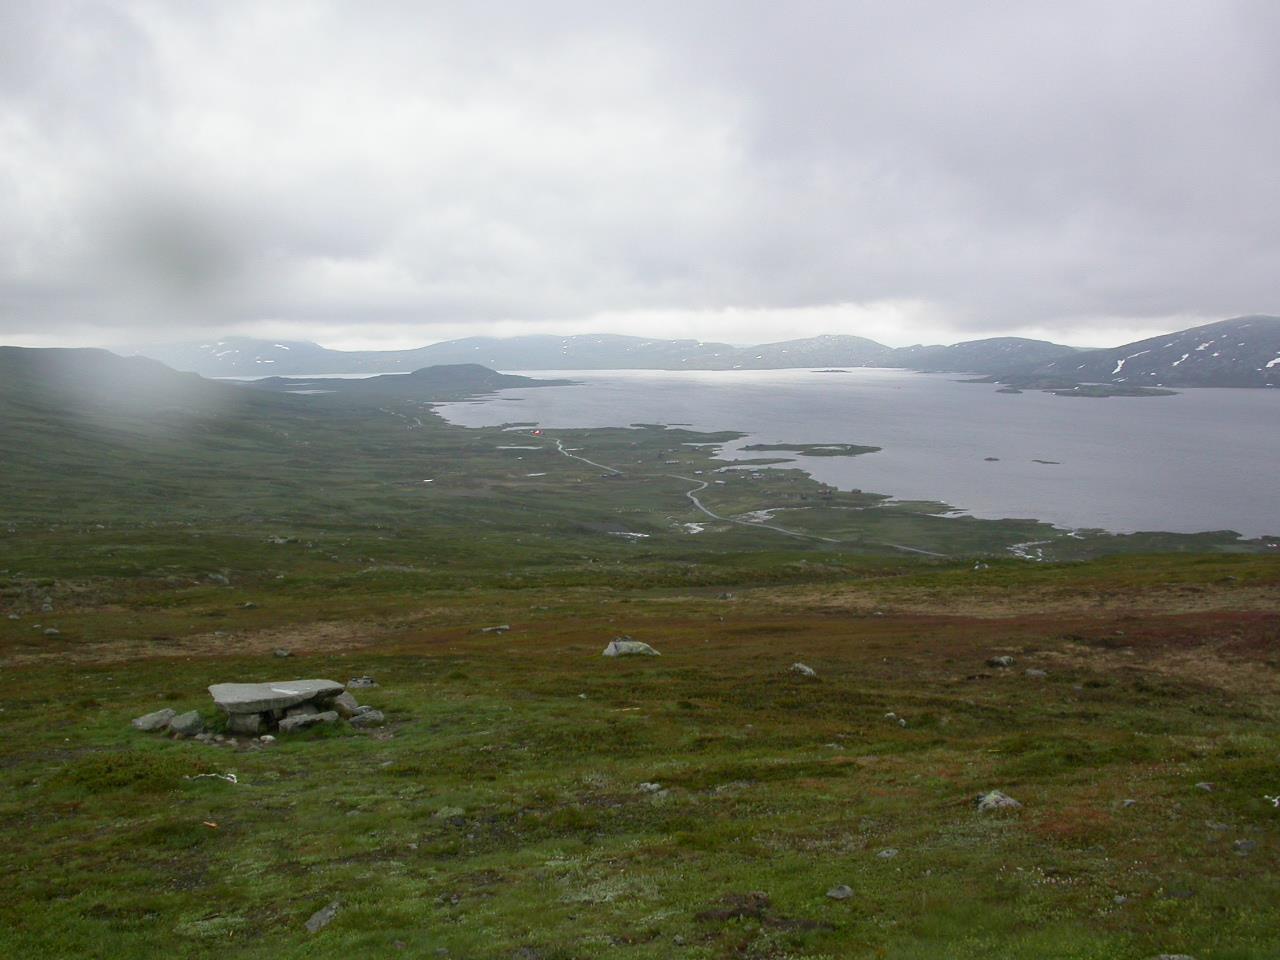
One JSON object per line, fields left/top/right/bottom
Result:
{"left": 790, "top": 662, "right": 817, "bottom": 678}
{"left": 897, "top": 718, "right": 907, "bottom": 727}
{"left": 240, "top": 601, "right": 257, "bottom": 609}
{"left": 434, "top": 806, "right": 465, "bottom": 820}
{"left": 1233, "top": 839, "right": 1258, "bottom": 856}
{"left": 1114, "top": 894, "right": 1128, "bottom": 904}
{"left": 347, "top": 676, "right": 378, "bottom": 688}
{"left": 638, "top": 782, "right": 663, "bottom": 793}
{"left": 718, "top": 592, "right": 735, "bottom": 600}
{"left": 131, "top": 708, "right": 176, "bottom": 732}
{"left": 259, "top": 734, "right": 276, "bottom": 744}
{"left": 349, "top": 709, "right": 386, "bottom": 728}
{"left": 6, "top": 613, "right": 18, "bottom": 620}
{"left": 826, "top": 884, "right": 854, "bottom": 901}
{"left": 884, "top": 712, "right": 897, "bottom": 720}
{"left": 1120, "top": 799, "right": 1137, "bottom": 808}
{"left": 169, "top": 710, "right": 204, "bottom": 736}
{"left": 278, "top": 710, "right": 339, "bottom": 733}
{"left": 602, "top": 638, "right": 660, "bottom": 657}
{"left": 1024, "top": 668, "right": 1048, "bottom": 679}
{"left": 876, "top": 848, "right": 899, "bottom": 859}
{"left": 43, "top": 627, "right": 60, "bottom": 637}
{"left": 480, "top": 624, "right": 510, "bottom": 633}
{"left": 986, "top": 655, "right": 1015, "bottom": 668}
{"left": 305, "top": 900, "right": 340, "bottom": 933}
{"left": 975, "top": 790, "right": 1022, "bottom": 812}
{"left": 207, "top": 573, "right": 230, "bottom": 586}
{"left": 1194, "top": 781, "right": 1214, "bottom": 792}
{"left": 273, "top": 648, "right": 292, "bottom": 658}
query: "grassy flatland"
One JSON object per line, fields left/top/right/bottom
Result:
{"left": 1, "top": 356, "right": 1278, "bottom": 957}
{"left": 1, "top": 556, "right": 1278, "bottom": 959}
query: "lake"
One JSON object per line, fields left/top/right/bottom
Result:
{"left": 434, "top": 368, "right": 1280, "bottom": 537}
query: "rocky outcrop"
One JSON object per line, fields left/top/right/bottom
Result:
{"left": 207, "top": 678, "right": 382, "bottom": 734}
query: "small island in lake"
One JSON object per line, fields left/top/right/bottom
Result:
{"left": 740, "top": 442, "right": 881, "bottom": 457}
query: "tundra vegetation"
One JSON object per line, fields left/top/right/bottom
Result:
{"left": 1, "top": 358, "right": 1277, "bottom": 958}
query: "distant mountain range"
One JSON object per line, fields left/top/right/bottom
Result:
{"left": 123, "top": 316, "right": 1280, "bottom": 387}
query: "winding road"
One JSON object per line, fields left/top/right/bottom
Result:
{"left": 544, "top": 435, "right": 945, "bottom": 555}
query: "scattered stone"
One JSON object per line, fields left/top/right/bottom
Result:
{"left": 975, "top": 790, "right": 1022, "bottom": 812}
{"left": 305, "top": 900, "right": 340, "bottom": 933}
{"left": 348, "top": 709, "right": 386, "bottom": 728}
{"left": 1233, "top": 839, "right": 1258, "bottom": 856}
{"left": 259, "top": 735, "right": 275, "bottom": 744}
{"left": 638, "top": 782, "right": 663, "bottom": 793}
{"left": 273, "top": 648, "right": 292, "bottom": 658}
{"left": 6, "top": 614, "right": 18, "bottom": 620}
{"left": 1121, "top": 799, "right": 1137, "bottom": 808}
{"left": 278, "top": 710, "right": 339, "bottom": 734}
{"left": 131, "top": 708, "right": 176, "bottom": 732}
{"left": 207, "top": 573, "right": 230, "bottom": 586}
{"left": 986, "top": 656, "right": 1015, "bottom": 668}
{"left": 1024, "top": 668, "right": 1048, "bottom": 679}
{"left": 790, "top": 662, "right": 817, "bottom": 678}
{"left": 602, "top": 638, "right": 660, "bottom": 657}
{"left": 884, "top": 712, "right": 897, "bottom": 720}
{"left": 897, "top": 718, "right": 908, "bottom": 728}
{"left": 876, "top": 848, "right": 899, "bottom": 859}
{"left": 240, "top": 601, "right": 257, "bottom": 609}
{"left": 348, "top": 676, "right": 378, "bottom": 688}
{"left": 332, "top": 691, "right": 361, "bottom": 718}
{"left": 1194, "top": 782, "right": 1214, "bottom": 792}
{"left": 210, "top": 679, "right": 344, "bottom": 715}
{"left": 826, "top": 884, "right": 854, "bottom": 901}
{"left": 480, "top": 624, "right": 510, "bottom": 633}
{"left": 43, "top": 627, "right": 60, "bottom": 637}
{"left": 1114, "top": 895, "right": 1129, "bottom": 904}
{"left": 169, "top": 710, "right": 204, "bottom": 736}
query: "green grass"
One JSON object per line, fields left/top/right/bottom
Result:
{"left": 1, "top": 369, "right": 1278, "bottom": 957}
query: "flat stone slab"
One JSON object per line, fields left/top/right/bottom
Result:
{"left": 209, "top": 679, "right": 344, "bottom": 715}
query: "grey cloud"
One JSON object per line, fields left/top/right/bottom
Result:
{"left": 0, "top": 0, "right": 1277, "bottom": 347}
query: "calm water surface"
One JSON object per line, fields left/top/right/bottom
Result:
{"left": 434, "top": 369, "right": 1280, "bottom": 537}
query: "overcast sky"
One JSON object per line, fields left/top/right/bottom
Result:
{"left": 2, "top": 1, "right": 1277, "bottom": 350}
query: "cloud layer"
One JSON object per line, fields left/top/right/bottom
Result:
{"left": 2, "top": 1, "right": 1277, "bottom": 348}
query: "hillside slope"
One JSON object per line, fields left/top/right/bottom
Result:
{"left": 1039, "top": 316, "right": 1280, "bottom": 387}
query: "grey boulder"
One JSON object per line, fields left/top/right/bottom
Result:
{"left": 278, "top": 710, "right": 339, "bottom": 734}
{"left": 169, "top": 710, "right": 204, "bottom": 736}
{"left": 208, "top": 679, "right": 344, "bottom": 715}
{"left": 349, "top": 709, "right": 386, "bottom": 728}
{"left": 131, "top": 708, "right": 176, "bottom": 732}
{"left": 332, "top": 691, "right": 361, "bottom": 718}
{"left": 227, "top": 713, "right": 263, "bottom": 735}
{"left": 305, "top": 900, "right": 340, "bottom": 933}
{"left": 602, "top": 638, "right": 660, "bottom": 657}
{"left": 976, "top": 790, "right": 1022, "bottom": 812}
{"left": 826, "top": 884, "right": 854, "bottom": 901}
